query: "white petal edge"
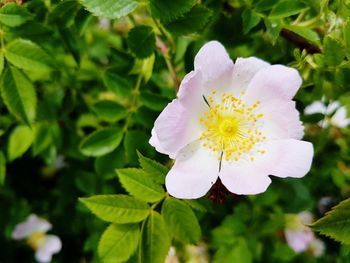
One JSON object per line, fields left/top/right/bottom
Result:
{"left": 304, "top": 101, "right": 326, "bottom": 115}
{"left": 35, "top": 235, "right": 62, "bottom": 263}
{"left": 12, "top": 214, "right": 52, "bottom": 240}
{"left": 230, "top": 57, "right": 270, "bottom": 93}
{"left": 245, "top": 65, "right": 302, "bottom": 105}
{"left": 194, "top": 41, "right": 233, "bottom": 81}
{"left": 165, "top": 142, "right": 219, "bottom": 199}
{"left": 152, "top": 99, "right": 203, "bottom": 158}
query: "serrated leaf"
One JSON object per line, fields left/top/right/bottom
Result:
{"left": 79, "top": 127, "right": 124, "bottom": 157}
{"left": 162, "top": 197, "right": 201, "bottom": 243}
{"left": 149, "top": 0, "right": 196, "bottom": 22}
{"left": 8, "top": 125, "right": 34, "bottom": 161}
{"left": 137, "top": 152, "right": 168, "bottom": 184}
{"left": 116, "top": 168, "right": 165, "bottom": 203}
{"left": 324, "top": 37, "right": 345, "bottom": 67}
{"left": 79, "top": 194, "right": 150, "bottom": 223}
{"left": 0, "top": 67, "right": 37, "bottom": 125}
{"left": 284, "top": 25, "right": 320, "bottom": 45}
{"left": 0, "top": 151, "right": 6, "bottom": 185}
{"left": 140, "top": 211, "right": 170, "bottom": 263}
{"left": 79, "top": 0, "right": 138, "bottom": 19}
{"left": 98, "top": 224, "right": 139, "bottom": 263}
{"left": 5, "top": 39, "right": 54, "bottom": 72}
{"left": 269, "top": 0, "right": 306, "bottom": 18}
{"left": 242, "top": 9, "right": 261, "bottom": 34}
{"left": 95, "top": 147, "right": 126, "bottom": 179}
{"left": 312, "top": 197, "right": 350, "bottom": 244}
{"left": 127, "top": 26, "right": 156, "bottom": 59}
{"left": 164, "top": 5, "right": 212, "bottom": 36}
{"left": 139, "top": 91, "right": 169, "bottom": 111}
{"left": 0, "top": 3, "right": 31, "bottom": 27}
{"left": 91, "top": 100, "right": 128, "bottom": 122}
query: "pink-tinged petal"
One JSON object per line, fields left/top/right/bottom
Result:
{"left": 35, "top": 235, "right": 62, "bottom": 263}
{"left": 194, "top": 41, "right": 233, "bottom": 81}
{"left": 177, "top": 70, "right": 203, "bottom": 107}
{"left": 259, "top": 99, "right": 304, "bottom": 140}
{"left": 264, "top": 139, "right": 313, "bottom": 178}
{"left": 12, "top": 214, "right": 51, "bottom": 240}
{"left": 331, "top": 107, "right": 350, "bottom": 128}
{"left": 165, "top": 142, "right": 219, "bottom": 199}
{"left": 304, "top": 101, "right": 326, "bottom": 115}
{"left": 149, "top": 128, "right": 170, "bottom": 156}
{"left": 153, "top": 100, "right": 203, "bottom": 158}
{"left": 245, "top": 65, "right": 302, "bottom": 104}
{"left": 231, "top": 57, "right": 270, "bottom": 93}
{"left": 219, "top": 163, "right": 272, "bottom": 195}
{"left": 285, "top": 228, "right": 314, "bottom": 253}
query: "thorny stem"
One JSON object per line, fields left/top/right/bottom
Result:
{"left": 281, "top": 28, "right": 321, "bottom": 54}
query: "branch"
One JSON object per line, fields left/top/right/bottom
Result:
{"left": 281, "top": 28, "right": 321, "bottom": 54}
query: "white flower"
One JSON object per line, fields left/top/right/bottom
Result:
{"left": 150, "top": 41, "right": 313, "bottom": 198}
{"left": 284, "top": 212, "right": 325, "bottom": 257}
{"left": 165, "top": 246, "right": 180, "bottom": 263}
{"left": 12, "top": 214, "right": 62, "bottom": 263}
{"left": 304, "top": 100, "right": 350, "bottom": 128}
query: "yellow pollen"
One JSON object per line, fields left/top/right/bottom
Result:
{"left": 27, "top": 232, "right": 46, "bottom": 251}
{"left": 200, "top": 91, "right": 266, "bottom": 162}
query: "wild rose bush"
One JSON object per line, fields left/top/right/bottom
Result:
{"left": 1, "top": 0, "right": 350, "bottom": 262}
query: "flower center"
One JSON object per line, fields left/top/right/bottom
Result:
{"left": 200, "top": 90, "right": 266, "bottom": 162}
{"left": 27, "top": 232, "right": 46, "bottom": 251}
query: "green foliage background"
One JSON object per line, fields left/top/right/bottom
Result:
{"left": 1, "top": 0, "right": 350, "bottom": 262}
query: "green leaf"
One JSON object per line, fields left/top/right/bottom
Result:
{"left": 95, "top": 147, "right": 126, "bottom": 179}
{"left": 98, "top": 224, "right": 139, "bottom": 263}
{"left": 116, "top": 168, "right": 165, "bottom": 203}
{"left": 127, "top": 26, "right": 156, "bottom": 59}
{"left": 5, "top": 39, "right": 54, "bottom": 72}
{"left": 0, "top": 3, "right": 31, "bottom": 27}
{"left": 214, "top": 238, "right": 253, "bottom": 263}
{"left": 79, "top": 0, "right": 138, "bottom": 19}
{"left": 33, "top": 123, "right": 52, "bottom": 156}
{"left": 0, "top": 52, "right": 4, "bottom": 77}
{"left": 242, "top": 9, "right": 261, "bottom": 34}
{"left": 312, "top": 197, "right": 350, "bottom": 244}
{"left": 140, "top": 211, "right": 170, "bottom": 263}
{"left": 254, "top": 0, "right": 277, "bottom": 12}
{"left": 103, "top": 71, "right": 133, "bottom": 99}
{"left": 79, "top": 194, "right": 150, "bottom": 223}
{"left": 164, "top": 5, "right": 213, "bottom": 36}
{"left": 324, "top": 37, "right": 345, "bottom": 67}
{"left": 264, "top": 18, "right": 282, "bottom": 44}
{"left": 79, "top": 127, "right": 124, "bottom": 157}
{"left": 162, "top": 197, "right": 201, "bottom": 243}
{"left": 137, "top": 152, "right": 168, "bottom": 184}
{"left": 124, "top": 130, "right": 154, "bottom": 165}
{"left": 8, "top": 125, "right": 34, "bottom": 161}
{"left": 91, "top": 100, "right": 128, "bottom": 122}
{"left": 284, "top": 25, "right": 320, "bottom": 44}
{"left": 269, "top": 0, "right": 306, "bottom": 18}
{"left": 0, "top": 67, "right": 37, "bottom": 125}
{"left": 139, "top": 91, "right": 169, "bottom": 111}
{"left": 48, "top": 0, "right": 80, "bottom": 27}
{"left": 149, "top": 0, "right": 196, "bottom": 22}
{"left": 0, "top": 151, "right": 6, "bottom": 185}
{"left": 344, "top": 19, "right": 350, "bottom": 58}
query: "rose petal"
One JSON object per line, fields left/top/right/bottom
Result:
{"left": 12, "top": 214, "right": 52, "bottom": 240}
{"left": 165, "top": 142, "right": 219, "bottom": 199}
{"left": 194, "top": 41, "right": 233, "bottom": 81}
{"left": 152, "top": 99, "right": 203, "bottom": 158}
{"left": 245, "top": 65, "right": 302, "bottom": 104}
{"left": 219, "top": 163, "right": 272, "bottom": 195}
{"left": 35, "top": 235, "right": 62, "bottom": 263}
{"left": 231, "top": 57, "right": 270, "bottom": 93}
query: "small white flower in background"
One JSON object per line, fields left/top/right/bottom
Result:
{"left": 165, "top": 246, "right": 180, "bottom": 263}
{"left": 284, "top": 211, "right": 325, "bottom": 257}
{"left": 98, "top": 18, "right": 110, "bottom": 30}
{"left": 12, "top": 214, "right": 62, "bottom": 263}
{"left": 304, "top": 100, "right": 350, "bottom": 128}
{"left": 150, "top": 40, "right": 313, "bottom": 198}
